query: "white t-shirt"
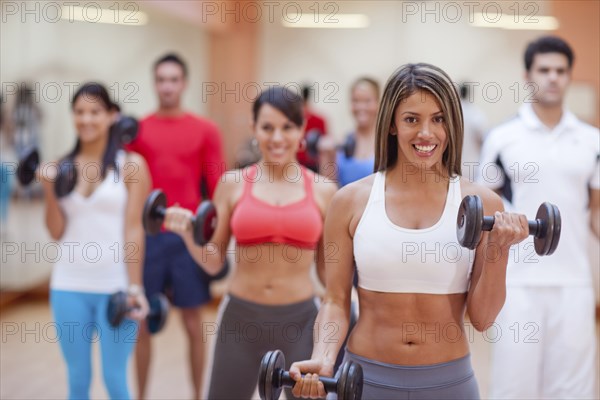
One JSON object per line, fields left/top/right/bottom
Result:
{"left": 477, "top": 103, "right": 600, "bottom": 287}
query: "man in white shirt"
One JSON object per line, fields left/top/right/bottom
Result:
{"left": 478, "top": 36, "right": 600, "bottom": 399}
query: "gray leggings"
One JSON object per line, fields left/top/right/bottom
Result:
{"left": 207, "top": 294, "right": 319, "bottom": 399}
{"left": 329, "top": 349, "right": 480, "bottom": 400}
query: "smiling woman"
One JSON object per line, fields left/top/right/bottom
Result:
{"left": 289, "top": 63, "right": 533, "bottom": 400}
{"left": 160, "top": 86, "right": 338, "bottom": 399}
{"left": 42, "top": 82, "right": 151, "bottom": 399}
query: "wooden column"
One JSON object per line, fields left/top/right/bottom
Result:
{"left": 207, "top": 2, "right": 259, "bottom": 167}
{"left": 552, "top": 0, "right": 600, "bottom": 127}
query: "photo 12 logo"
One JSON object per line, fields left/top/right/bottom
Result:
{"left": 400, "top": 1, "right": 542, "bottom": 25}
{"left": 200, "top": 81, "right": 339, "bottom": 104}
{"left": 1, "top": 2, "right": 144, "bottom": 25}
{"left": 2, "top": 81, "right": 139, "bottom": 104}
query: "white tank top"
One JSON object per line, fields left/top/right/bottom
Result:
{"left": 50, "top": 151, "right": 129, "bottom": 293}
{"left": 354, "top": 171, "right": 475, "bottom": 294}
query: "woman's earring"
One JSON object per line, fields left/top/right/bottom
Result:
{"left": 298, "top": 138, "right": 307, "bottom": 152}
{"left": 251, "top": 138, "right": 258, "bottom": 149}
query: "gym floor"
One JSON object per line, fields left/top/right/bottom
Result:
{"left": 0, "top": 298, "right": 508, "bottom": 399}
{"left": 1, "top": 200, "right": 598, "bottom": 399}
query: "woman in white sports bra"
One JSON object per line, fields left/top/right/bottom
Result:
{"left": 290, "top": 63, "right": 530, "bottom": 399}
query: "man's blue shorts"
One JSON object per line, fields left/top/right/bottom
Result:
{"left": 143, "top": 232, "right": 211, "bottom": 308}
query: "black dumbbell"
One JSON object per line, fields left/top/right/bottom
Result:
{"left": 16, "top": 147, "right": 77, "bottom": 198}
{"left": 107, "top": 291, "right": 169, "bottom": 334}
{"left": 258, "top": 350, "right": 363, "bottom": 400}
{"left": 306, "top": 131, "right": 356, "bottom": 159}
{"left": 142, "top": 189, "right": 217, "bottom": 246}
{"left": 456, "top": 195, "right": 561, "bottom": 256}
{"left": 16, "top": 147, "right": 40, "bottom": 186}
{"left": 54, "top": 161, "right": 78, "bottom": 198}
{"left": 111, "top": 115, "right": 139, "bottom": 145}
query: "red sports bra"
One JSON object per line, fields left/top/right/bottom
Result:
{"left": 230, "top": 164, "right": 323, "bottom": 249}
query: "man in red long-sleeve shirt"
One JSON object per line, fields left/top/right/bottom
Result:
{"left": 127, "top": 53, "right": 225, "bottom": 400}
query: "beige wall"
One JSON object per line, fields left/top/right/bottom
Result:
{"left": 258, "top": 0, "right": 599, "bottom": 141}
{"left": 1, "top": 2, "right": 210, "bottom": 160}
{"left": 3, "top": 1, "right": 597, "bottom": 160}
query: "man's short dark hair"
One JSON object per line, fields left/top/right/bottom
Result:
{"left": 154, "top": 53, "right": 188, "bottom": 78}
{"left": 524, "top": 36, "right": 574, "bottom": 71}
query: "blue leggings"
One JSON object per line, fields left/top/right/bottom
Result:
{"left": 0, "top": 161, "right": 14, "bottom": 222}
{"left": 50, "top": 290, "right": 137, "bottom": 400}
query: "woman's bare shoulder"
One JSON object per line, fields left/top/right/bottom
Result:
{"left": 460, "top": 179, "right": 505, "bottom": 214}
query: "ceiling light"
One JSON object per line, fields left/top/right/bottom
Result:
{"left": 282, "top": 13, "right": 369, "bottom": 29}
{"left": 470, "top": 13, "right": 558, "bottom": 30}
{"left": 61, "top": 6, "right": 148, "bottom": 25}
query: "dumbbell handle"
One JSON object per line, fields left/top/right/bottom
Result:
{"left": 153, "top": 205, "right": 167, "bottom": 219}
{"left": 481, "top": 217, "right": 541, "bottom": 237}
{"left": 124, "top": 304, "right": 158, "bottom": 318}
{"left": 153, "top": 205, "right": 198, "bottom": 224}
{"left": 279, "top": 371, "right": 337, "bottom": 393}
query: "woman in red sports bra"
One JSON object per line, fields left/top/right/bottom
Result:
{"left": 162, "top": 86, "right": 337, "bottom": 399}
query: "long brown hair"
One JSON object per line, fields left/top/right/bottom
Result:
{"left": 374, "top": 63, "right": 463, "bottom": 177}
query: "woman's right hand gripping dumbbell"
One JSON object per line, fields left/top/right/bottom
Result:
{"left": 289, "top": 358, "right": 334, "bottom": 399}
{"left": 125, "top": 284, "right": 150, "bottom": 322}
{"left": 163, "top": 204, "right": 195, "bottom": 243}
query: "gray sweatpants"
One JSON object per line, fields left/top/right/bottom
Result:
{"left": 207, "top": 294, "right": 319, "bottom": 399}
{"left": 329, "top": 349, "right": 480, "bottom": 400}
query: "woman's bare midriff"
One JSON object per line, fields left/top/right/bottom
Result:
{"left": 347, "top": 288, "right": 470, "bottom": 365}
{"left": 228, "top": 243, "right": 316, "bottom": 305}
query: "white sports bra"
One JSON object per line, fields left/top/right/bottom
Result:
{"left": 354, "top": 171, "right": 475, "bottom": 294}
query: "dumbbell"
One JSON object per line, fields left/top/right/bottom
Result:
{"left": 456, "top": 195, "right": 561, "bottom": 256}
{"left": 111, "top": 115, "right": 139, "bottom": 145}
{"left": 16, "top": 147, "right": 77, "bottom": 198}
{"left": 16, "top": 147, "right": 40, "bottom": 186}
{"left": 142, "top": 189, "right": 217, "bottom": 246}
{"left": 107, "top": 291, "right": 169, "bottom": 334}
{"left": 258, "top": 350, "right": 363, "bottom": 400}
{"left": 306, "top": 130, "right": 356, "bottom": 159}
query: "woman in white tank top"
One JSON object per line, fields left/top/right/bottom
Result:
{"left": 40, "top": 83, "right": 151, "bottom": 399}
{"left": 290, "top": 64, "right": 531, "bottom": 399}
